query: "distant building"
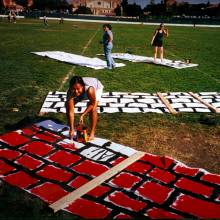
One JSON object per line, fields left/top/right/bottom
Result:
{"left": 165, "top": 0, "right": 176, "bottom": 6}
{"left": 2, "top": 0, "right": 33, "bottom": 9}
{"left": 72, "top": 0, "right": 120, "bottom": 15}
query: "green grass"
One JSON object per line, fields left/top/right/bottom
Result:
{"left": 0, "top": 18, "right": 220, "bottom": 219}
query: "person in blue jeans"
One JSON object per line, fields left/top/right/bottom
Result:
{"left": 102, "top": 24, "right": 115, "bottom": 69}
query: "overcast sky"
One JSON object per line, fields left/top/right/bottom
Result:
{"left": 129, "top": 0, "right": 219, "bottom": 8}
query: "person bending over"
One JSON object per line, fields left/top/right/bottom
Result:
{"left": 66, "top": 76, "right": 104, "bottom": 141}
{"left": 151, "top": 23, "right": 168, "bottom": 63}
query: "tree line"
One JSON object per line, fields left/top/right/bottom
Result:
{"left": 1, "top": 0, "right": 220, "bottom": 18}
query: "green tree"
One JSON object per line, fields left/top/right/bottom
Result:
{"left": 32, "top": 0, "right": 69, "bottom": 10}
{"left": 16, "top": 0, "right": 28, "bottom": 7}
{"left": 73, "top": 6, "right": 92, "bottom": 14}
{"left": 114, "top": 4, "right": 121, "bottom": 16}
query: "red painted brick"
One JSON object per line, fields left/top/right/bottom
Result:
{"left": 87, "top": 185, "right": 111, "bottom": 198}
{"left": 36, "top": 165, "right": 72, "bottom": 182}
{"left": 111, "top": 156, "right": 126, "bottom": 166}
{"left": 3, "top": 171, "right": 38, "bottom": 188}
{"left": 20, "top": 141, "right": 54, "bottom": 156}
{"left": 175, "top": 177, "right": 214, "bottom": 197}
{"left": 173, "top": 164, "right": 199, "bottom": 177}
{"left": 0, "top": 132, "right": 29, "bottom": 147}
{"left": 140, "top": 153, "right": 174, "bottom": 169}
{"left": 110, "top": 172, "right": 141, "bottom": 190}
{"left": 0, "top": 149, "right": 21, "bottom": 160}
{"left": 146, "top": 207, "right": 183, "bottom": 219}
{"left": 57, "top": 141, "right": 77, "bottom": 151}
{"left": 201, "top": 173, "right": 220, "bottom": 186}
{"left": 107, "top": 191, "right": 147, "bottom": 212}
{"left": 47, "top": 150, "right": 81, "bottom": 167}
{"left": 66, "top": 198, "right": 111, "bottom": 218}
{"left": 15, "top": 154, "right": 43, "bottom": 170}
{"left": 136, "top": 181, "right": 173, "bottom": 204}
{"left": 33, "top": 132, "right": 59, "bottom": 143}
{"left": 114, "top": 213, "right": 132, "bottom": 219}
{"left": 0, "top": 160, "right": 16, "bottom": 175}
{"left": 44, "top": 131, "right": 61, "bottom": 139}
{"left": 21, "top": 128, "right": 37, "bottom": 136}
{"left": 171, "top": 194, "right": 220, "bottom": 218}
{"left": 72, "top": 160, "right": 109, "bottom": 177}
{"left": 126, "top": 161, "right": 152, "bottom": 174}
{"left": 69, "top": 176, "right": 89, "bottom": 189}
{"left": 148, "top": 168, "right": 176, "bottom": 184}
{"left": 30, "top": 182, "right": 68, "bottom": 204}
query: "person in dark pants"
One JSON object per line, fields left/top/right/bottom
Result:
{"left": 102, "top": 24, "right": 115, "bottom": 69}
{"left": 151, "top": 23, "right": 168, "bottom": 63}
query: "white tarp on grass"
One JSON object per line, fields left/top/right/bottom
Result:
{"left": 32, "top": 51, "right": 125, "bottom": 70}
{"left": 107, "top": 53, "right": 199, "bottom": 69}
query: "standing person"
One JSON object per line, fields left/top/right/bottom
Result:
{"left": 8, "top": 11, "right": 12, "bottom": 22}
{"left": 12, "top": 11, "right": 16, "bottom": 23}
{"left": 151, "top": 23, "right": 168, "bottom": 63}
{"left": 66, "top": 76, "right": 104, "bottom": 141}
{"left": 102, "top": 24, "right": 115, "bottom": 69}
{"left": 43, "top": 15, "right": 48, "bottom": 26}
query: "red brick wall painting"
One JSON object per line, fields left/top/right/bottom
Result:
{"left": 0, "top": 119, "right": 220, "bottom": 218}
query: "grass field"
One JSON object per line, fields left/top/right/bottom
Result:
{"left": 0, "top": 18, "right": 220, "bottom": 219}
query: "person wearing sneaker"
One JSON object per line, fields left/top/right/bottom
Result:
{"left": 102, "top": 24, "right": 116, "bottom": 69}
{"left": 66, "top": 76, "right": 104, "bottom": 141}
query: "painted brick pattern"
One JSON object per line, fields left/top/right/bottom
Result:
{"left": 39, "top": 92, "right": 220, "bottom": 114}
{"left": 1, "top": 119, "right": 220, "bottom": 219}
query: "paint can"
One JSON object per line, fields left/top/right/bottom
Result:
{"left": 76, "top": 124, "right": 88, "bottom": 143}
{"left": 185, "top": 59, "right": 191, "bottom": 64}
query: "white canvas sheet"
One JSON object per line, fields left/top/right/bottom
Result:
{"left": 32, "top": 51, "right": 125, "bottom": 70}
{"left": 109, "top": 53, "right": 199, "bottom": 69}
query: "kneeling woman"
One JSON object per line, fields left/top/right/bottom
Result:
{"left": 66, "top": 76, "right": 104, "bottom": 141}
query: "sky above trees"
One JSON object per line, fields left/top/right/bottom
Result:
{"left": 129, "top": 0, "right": 219, "bottom": 8}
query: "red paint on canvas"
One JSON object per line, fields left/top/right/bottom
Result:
{"left": 3, "top": 171, "right": 38, "bottom": 188}
{"left": 140, "top": 154, "right": 174, "bottom": 169}
{"left": 110, "top": 172, "right": 141, "bottom": 190}
{"left": 30, "top": 182, "right": 68, "bottom": 204}
{"left": 69, "top": 176, "right": 89, "bottom": 189}
{"left": 171, "top": 194, "right": 220, "bottom": 218}
{"left": 201, "top": 173, "right": 220, "bottom": 186}
{"left": 108, "top": 191, "right": 147, "bottom": 212}
{"left": 33, "top": 133, "right": 58, "bottom": 143}
{"left": 66, "top": 198, "right": 111, "bottom": 219}
{"left": 88, "top": 185, "right": 111, "bottom": 198}
{"left": 0, "top": 160, "right": 16, "bottom": 175}
{"left": 57, "top": 142, "right": 77, "bottom": 151}
{"left": 48, "top": 150, "right": 81, "bottom": 167}
{"left": 36, "top": 165, "right": 73, "bottom": 182}
{"left": 72, "top": 160, "right": 109, "bottom": 177}
{"left": 15, "top": 154, "right": 43, "bottom": 170}
{"left": 148, "top": 168, "right": 176, "bottom": 184}
{"left": 0, "top": 149, "right": 21, "bottom": 160}
{"left": 173, "top": 164, "right": 199, "bottom": 177}
{"left": 110, "top": 156, "right": 126, "bottom": 166}
{"left": 126, "top": 161, "right": 152, "bottom": 174}
{"left": 21, "top": 128, "right": 37, "bottom": 136}
{"left": 114, "top": 213, "right": 132, "bottom": 219}
{"left": 20, "top": 141, "right": 54, "bottom": 156}
{"left": 136, "top": 181, "right": 173, "bottom": 204}
{"left": 175, "top": 177, "right": 214, "bottom": 197}
{"left": 0, "top": 132, "right": 29, "bottom": 147}
{"left": 146, "top": 207, "right": 183, "bottom": 219}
